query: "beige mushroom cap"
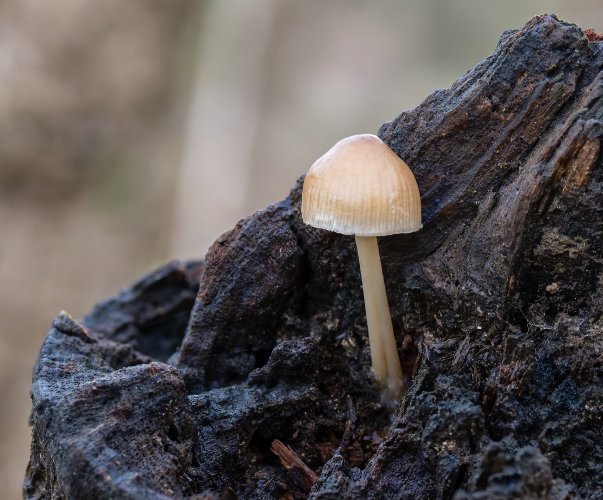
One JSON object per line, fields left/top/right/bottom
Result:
{"left": 301, "top": 134, "right": 422, "bottom": 236}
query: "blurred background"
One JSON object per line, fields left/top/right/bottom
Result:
{"left": 0, "top": 1, "right": 601, "bottom": 498}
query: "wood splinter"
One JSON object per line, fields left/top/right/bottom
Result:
{"left": 270, "top": 439, "right": 318, "bottom": 492}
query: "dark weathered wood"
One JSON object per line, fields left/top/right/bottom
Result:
{"left": 26, "top": 15, "right": 602, "bottom": 499}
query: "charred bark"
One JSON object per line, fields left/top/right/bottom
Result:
{"left": 26, "top": 15, "right": 603, "bottom": 500}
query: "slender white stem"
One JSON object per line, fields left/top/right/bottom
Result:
{"left": 355, "top": 235, "right": 403, "bottom": 398}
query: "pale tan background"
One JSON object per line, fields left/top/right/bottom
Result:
{"left": 1, "top": 1, "right": 601, "bottom": 498}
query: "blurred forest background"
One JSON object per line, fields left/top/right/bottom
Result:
{"left": 1, "top": 1, "right": 601, "bottom": 498}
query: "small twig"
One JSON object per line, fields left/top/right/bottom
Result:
{"left": 270, "top": 439, "right": 318, "bottom": 492}
{"left": 346, "top": 395, "right": 358, "bottom": 426}
{"left": 337, "top": 396, "right": 357, "bottom": 451}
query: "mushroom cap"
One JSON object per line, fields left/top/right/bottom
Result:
{"left": 301, "top": 134, "right": 422, "bottom": 236}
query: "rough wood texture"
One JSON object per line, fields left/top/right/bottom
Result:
{"left": 26, "top": 15, "right": 602, "bottom": 499}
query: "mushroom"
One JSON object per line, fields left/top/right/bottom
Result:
{"left": 301, "top": 134, "right": 421, "bottom": 399}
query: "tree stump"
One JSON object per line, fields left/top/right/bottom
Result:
{"left": 26, "top": 15, "right": 603, "bottom": 499}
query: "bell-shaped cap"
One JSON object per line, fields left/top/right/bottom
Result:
{"left": 301, "top": 134, "right": 422, "bottom": 236}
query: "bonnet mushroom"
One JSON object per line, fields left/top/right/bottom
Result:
{"left": 301, "top": 134, "right": 421, "bottom": 399}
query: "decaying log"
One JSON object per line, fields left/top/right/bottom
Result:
{"left": 26, "top": 15, "right": 602, "bottom": 499}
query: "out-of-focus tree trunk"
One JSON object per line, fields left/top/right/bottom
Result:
{"left": 171, "top": 0, "right": 279, "bottom": 257}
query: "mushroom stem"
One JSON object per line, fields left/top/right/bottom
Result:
{"left": 355, "top": 235, "right": 403, "bottom": 399}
